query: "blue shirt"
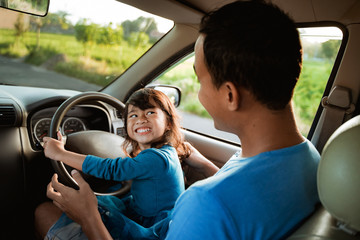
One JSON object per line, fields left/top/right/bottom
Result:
{"left": 165, "top": 139, "right": 320, "bottom": 240}
{"left": 82, "top": 145, "right": 185, "bottom": 217}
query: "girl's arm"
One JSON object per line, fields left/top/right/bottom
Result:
{"left": 43, "top": 131, "right": 86, "bottom": 171}
{"left": 184, "top": 142, "right": 219, "bottom": 177}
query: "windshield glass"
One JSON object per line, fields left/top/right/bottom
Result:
{"left": 0, "top": 0, "right": 173, "bottom": 91}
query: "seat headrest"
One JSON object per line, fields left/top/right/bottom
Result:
{"left": 318, "top": 115, "right": 360, "bottom": 232}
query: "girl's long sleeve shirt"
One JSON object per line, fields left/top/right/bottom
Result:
{"left": 82, "top": 145, "right": 184, "bottom": 217}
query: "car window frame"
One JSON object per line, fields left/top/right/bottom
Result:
{"left": 297, "top": 22, "right": 348, "bottom": 140}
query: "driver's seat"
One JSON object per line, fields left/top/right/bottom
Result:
{"left": 288, "top": 115, "right": 360, "bottom": 239}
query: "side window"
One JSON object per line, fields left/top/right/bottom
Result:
{"left": 154, "top": 27, "right": 343, "bottom": 143}
{"left": 294, "top": 27, "right": 342, "bottom": 135}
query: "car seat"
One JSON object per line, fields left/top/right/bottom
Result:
{"left": 287, "top": 115, "right": 360, "bottom": 239}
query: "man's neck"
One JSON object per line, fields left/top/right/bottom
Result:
{"left": 235, "top": 104, "right": 304, "bottom": 158}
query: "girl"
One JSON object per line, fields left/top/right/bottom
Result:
{"left": 37, "top": 88, "right": 190, "bottom": 240}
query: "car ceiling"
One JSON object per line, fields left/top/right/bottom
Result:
{"left": 119, "top": 0, "right": 360, "bottom": 25}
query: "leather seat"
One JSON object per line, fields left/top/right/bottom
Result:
{"left": 288, "top": 115, "right": 360, "bottom": 239}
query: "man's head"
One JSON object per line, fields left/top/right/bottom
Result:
{"left": 198, "top": 0, "right": 302, "bottom": 110}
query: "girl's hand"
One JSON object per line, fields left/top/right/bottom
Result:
{"left": 43, "top": 131, "right": 66, "bottom": 161}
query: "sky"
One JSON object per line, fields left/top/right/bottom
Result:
{"left": 300, "top": 27, "right": 343, "bottom": 43}
{"left": 48, "top": 0, "right": 174, "bottom": 33}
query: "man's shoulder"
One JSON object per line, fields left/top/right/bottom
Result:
{"left": 184, "top": 139, "right": 320, "bottom": 201}
{"left": 185, "top": 169, "right": 242, "bottom": 201}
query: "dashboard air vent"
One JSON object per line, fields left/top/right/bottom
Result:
{"left": 0, "top": 105, "right": 16, "bottom": 126}
{"left": 115, "top": 109, "right": 122, "bottom": 119}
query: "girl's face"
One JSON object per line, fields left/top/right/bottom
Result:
{"left": 126, "top": 99, "right": 169, "bottom": 150}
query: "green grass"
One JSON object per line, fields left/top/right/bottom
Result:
{"left": 0, "top": 29, "right": 151, "bottom": 86}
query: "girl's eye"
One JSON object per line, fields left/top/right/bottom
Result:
{"left": 146, "top": 111, "right": 155, "bottom": 115}
{"left": 129, "top": 114, "right": 137, "bottom": 118}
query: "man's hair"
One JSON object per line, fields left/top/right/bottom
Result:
{"left": 122, "top": 88, "right": 190, "bottom": 161}
{"left": 199, "top": 0, "right": 302, "bottom": 110}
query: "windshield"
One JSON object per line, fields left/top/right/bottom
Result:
{"left": 0, "top": 0, "right": 173, "bottom": 91}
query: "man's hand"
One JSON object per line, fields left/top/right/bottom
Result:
{"left": 47, "top": 170, "right": 113, "bottom": 239}
{"left": 47, "top": 170, "right": 98, "bottom": 225}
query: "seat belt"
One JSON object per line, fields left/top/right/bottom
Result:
{"left": 311, "top": 85, "right": 355, "bottom": 153}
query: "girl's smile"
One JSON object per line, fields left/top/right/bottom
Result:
{"left": 135, "top": 127, "right": 151, "bottom": 134}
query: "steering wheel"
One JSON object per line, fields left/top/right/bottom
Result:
{"left": 49, "top": 91, "right": 131, "bottom": 196}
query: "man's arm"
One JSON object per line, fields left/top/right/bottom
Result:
{"left": 184, "top": 142, "right": 219, "bottom": 177}
{"left": 47, "top": 170, "right": 113, "bottom": 240}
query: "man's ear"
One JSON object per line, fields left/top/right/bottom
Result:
{"left": 223, "top": 82, "right": 240, "bottom": 111}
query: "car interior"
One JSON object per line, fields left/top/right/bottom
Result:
{"left": 0, "top": 0, "right": 359, "bottom": 239}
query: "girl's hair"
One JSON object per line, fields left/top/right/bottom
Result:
{"left": 122, "top": 88, "right": 190, "bottom": 162}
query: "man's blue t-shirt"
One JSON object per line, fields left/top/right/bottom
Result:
{"left": 165, "top": 139, "right": 320, "bottom": 240}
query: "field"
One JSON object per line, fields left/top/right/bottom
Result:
{"left": 0, "top": 28, "right": 150, "bottom": 86}
{"left": 0, "top": 28, "right": 333, "bottom": 135}
{"left": 294, "top": 60, "right": 331, "bottom": 133}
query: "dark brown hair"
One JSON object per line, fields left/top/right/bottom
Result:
{"left": 199, "top": 0, "right": 302, "bottom": 110}
{"left": 122, "top": 88, "right": 190, "bottom": 162}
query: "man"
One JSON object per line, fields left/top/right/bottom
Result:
{"left": 165, "top": 1, "right": 319, "bottom": 239}
{"left": 37, "top": 1, "right": 320, "bottom": 239}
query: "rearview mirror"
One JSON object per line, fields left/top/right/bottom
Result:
{"left": 147, "top": 84, "right": 182, "bottom": 108}
{"left": 0, "top": 0, "right": 49, "bottom": 16}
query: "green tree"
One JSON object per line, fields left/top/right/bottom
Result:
{"left": 14, "top": 13, "right": 28, "bottom": 38}
{"left": 96, "top": 23, "right": 123, "bottom": 46}
{"left": 74, "top": 19, "right": 99, "bottom": 56}
{"left": 30, "top": 16, "right": 43, "bottom": 50}
{"left": 10, "top": 13, "right": 29, "bottom": 57}
{"left": 121, "top": 17, "right": 158, "bottom": 41}
{"left": 128, "top": 32, "right": 149, "bottom": 49}
{"left": 41, "top": 11, "right": 72, "bottom": 33}
{"left": 320, "top": 40, "right": 341, "bottom": 60}
{"left": 137, "top": 17, "right": 158, "bottom": 43}
{"left": 29, "top": 12, "right": 72, "bottom": 51}
{"left": 0, "top": 0, "right": 8, "bottom": 7}
{"left": 121, "top": 19, "right": 138, "bottom": 40}
{"left": 22, "top": 0, "right": 48, "bottom": 13}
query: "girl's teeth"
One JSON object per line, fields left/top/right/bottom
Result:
{"left": 137, "top": 128, "right": 150, "bottom": 133}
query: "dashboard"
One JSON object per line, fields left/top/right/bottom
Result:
{"left": 0, "top": 85, "right": 126, "bottom": 153}
{"left": 30, "top": 105, "right": 113, "bottom": 150}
